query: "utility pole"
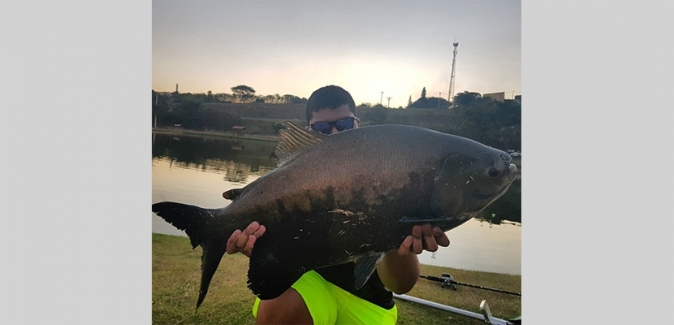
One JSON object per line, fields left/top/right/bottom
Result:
{"left": 448, "top": 41, "right": 459, "bottom": 104}
{"left": 380, "top": 91, "right": 384, "bottom": 105}
{"left": 438, "top": 92, "right": 442, "bottom": 109}
{"left": 386, "top": 96, "right": 392, "bottom": 108}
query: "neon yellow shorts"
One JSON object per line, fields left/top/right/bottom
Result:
{"left": 252, "top": 270, "right": 397, "bottom": 325}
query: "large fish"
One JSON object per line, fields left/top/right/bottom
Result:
{"left": 152, "top": 121, "right": 518, "bottom": 309}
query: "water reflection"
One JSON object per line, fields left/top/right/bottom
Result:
{"left": 476, "top": 179, "right": 521, "bottom": 224}
{"left": 152, "top": 133, "right": 278, "bottom": 182}
{"left": 418, "top": 218, "right": 521, "bottom": 275}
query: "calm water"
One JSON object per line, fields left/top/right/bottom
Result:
{"left": 152, "top": 132, "right": 521, "bottom": 275}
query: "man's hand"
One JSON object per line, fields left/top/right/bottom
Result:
{"left": 397, "top": 224, "right": 450, "bottom": 256}
{"left": 226, "top": 221, "right": 266, "bottom": 257}
{"left": 377, "top": 224, "right": 450, "bottom": 293}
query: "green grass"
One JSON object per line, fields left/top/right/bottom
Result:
{"left": 399, "top": 265, "right": 521, "bottom": 324}
{"left": 153, "top": 233, "right": 521, "bottom": 324}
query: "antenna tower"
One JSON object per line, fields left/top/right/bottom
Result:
{"left": 448, "top": 41, "right": 459, "bottom": 103}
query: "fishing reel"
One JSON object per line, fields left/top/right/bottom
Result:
{"left": 440, "top": 273, "right": 457, "bottom": 290}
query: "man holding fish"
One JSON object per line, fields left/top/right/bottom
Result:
{"left": 227, "top": 85, "right": 451, "bottom": 325}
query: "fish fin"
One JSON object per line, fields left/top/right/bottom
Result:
{"left": 275, "top": 121, "right": 326, "bottom": 166}
{"left": 353, "top": 253, "right": 386, "bottom": 290}
{"left": 152, "top": 202, "right": 219, "bottom": 248}
{"left": 247, "top": 213, "right": 341, "bottom": 299}
{"left": 196, "top": 240, "right": 227, "bottom": 310}
{"left": 222, "top": 188, "right": 244, "bottom": 201}
{"left": 247, "top": 235, "right": 306, "bottom": 300}
{"left": 152, "top": 202, "right": 227, "bottom": 310}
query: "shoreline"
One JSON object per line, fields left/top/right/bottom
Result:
{"left": 152, "top": 127, "right": 281, "bottom": 142}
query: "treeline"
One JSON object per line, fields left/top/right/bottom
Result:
{"left": 354, "top": 90, "right": 521, "bottom": 151}
{"left": 154, "top": 85, "right": 308, "bottom": 105}
{"left": 152, "top": 87, "right": 521, "bottom": 151}
{"left": 152, "top": 91, "right": 244, "bottom": 131}
{"left": 152, "top": 85, "right": 307, "bottom": 131}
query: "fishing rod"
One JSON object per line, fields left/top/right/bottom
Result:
{"left": 420, "top": 273, "right": 521, "bottom": 297}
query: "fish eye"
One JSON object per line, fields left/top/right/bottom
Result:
{"left": 488, "top": 167, "right": 500, "bottom": 178}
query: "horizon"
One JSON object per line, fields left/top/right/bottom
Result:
{"left": 152, "top": 87, "right": 517, "bottom": 108}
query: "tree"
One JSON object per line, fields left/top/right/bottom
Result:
{"left": 361, "top": 105, "right": 390, "bottom": 125}
{"left": 447, "top": 97, "right": 521, "bottom": 151}
{"left": 281, "top": 94, "right": 307, "bottom": 104}
{"left": 421, "top": 87, "right": 426, "bottom": 99}
{"left": 231, "top": 85, "right": 256, "bottom": 102}
{"left": 453, "top": 91, "right": 482, "bottom": 107}
{"left": 408, "top": 96, "right": 450, "bottom": 109}
{"left": 407, "top": 95, "right": 412, "bottom": 108}
{"left": 151, "top": 90, "right": 172, "bottom": 126}
{"left": 171, "top": 98, "right": 203, "bottom": 129}
{"left": 171, "top": 90, "right": 181, "bottom": 103}
{"left": 231, "top": 85, "right": 255, "bottom": 95}
{"left": 357, "top": 103, "right": 373, "bottom": 109}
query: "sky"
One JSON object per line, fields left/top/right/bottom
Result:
{"left": 153, "top": 0, "right": 520, "bottom": 108}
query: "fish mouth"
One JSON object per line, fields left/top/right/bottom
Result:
{"left": 496, "top": 164, "right": 518, "bottom": 194}
{"left": 509, "top": 163, "right": 518, "bottom": 176}
{"left": 467, "top": 164, "right": 518, "bottom": 211}
{"left": 471, "top": 189, "right": 507, "bottom": 205}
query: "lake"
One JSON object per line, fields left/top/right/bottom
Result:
{"left": 152, "top": 132, "right": 521, "bottom": 275}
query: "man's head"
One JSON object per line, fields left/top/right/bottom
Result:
{"left": 305, "top": 85, "right": 359, "bottom": 135}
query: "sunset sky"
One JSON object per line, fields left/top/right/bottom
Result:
{"left": 153, "top": 0, "right": 521, "bottom": 108}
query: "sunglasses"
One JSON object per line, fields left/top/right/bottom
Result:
{"left": 310, "top": 116, "right": 358, "bottom": 134}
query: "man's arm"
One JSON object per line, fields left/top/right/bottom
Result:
{"left": 376, "top": 224, "right": 450, "bottom": 294}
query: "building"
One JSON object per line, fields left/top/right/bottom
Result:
{"left": 483, "top": 92, "right": 506, "bottom": 101}
{"left": 232, "top": 126, "right": 246, "bottom": 135}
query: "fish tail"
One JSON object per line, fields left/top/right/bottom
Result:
{"left": 152, "top": 202, "right": 227, "bottom": 310}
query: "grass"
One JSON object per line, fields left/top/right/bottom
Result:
{"left": 399, "top": 266, "right": 521, "bottom": 325}
{"left": 153, "top": 233, "right": 521, "bottom": 324}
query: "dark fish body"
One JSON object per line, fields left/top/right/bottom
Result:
{"left": 152, "top": 122, "right": 518, "bottom": 308}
